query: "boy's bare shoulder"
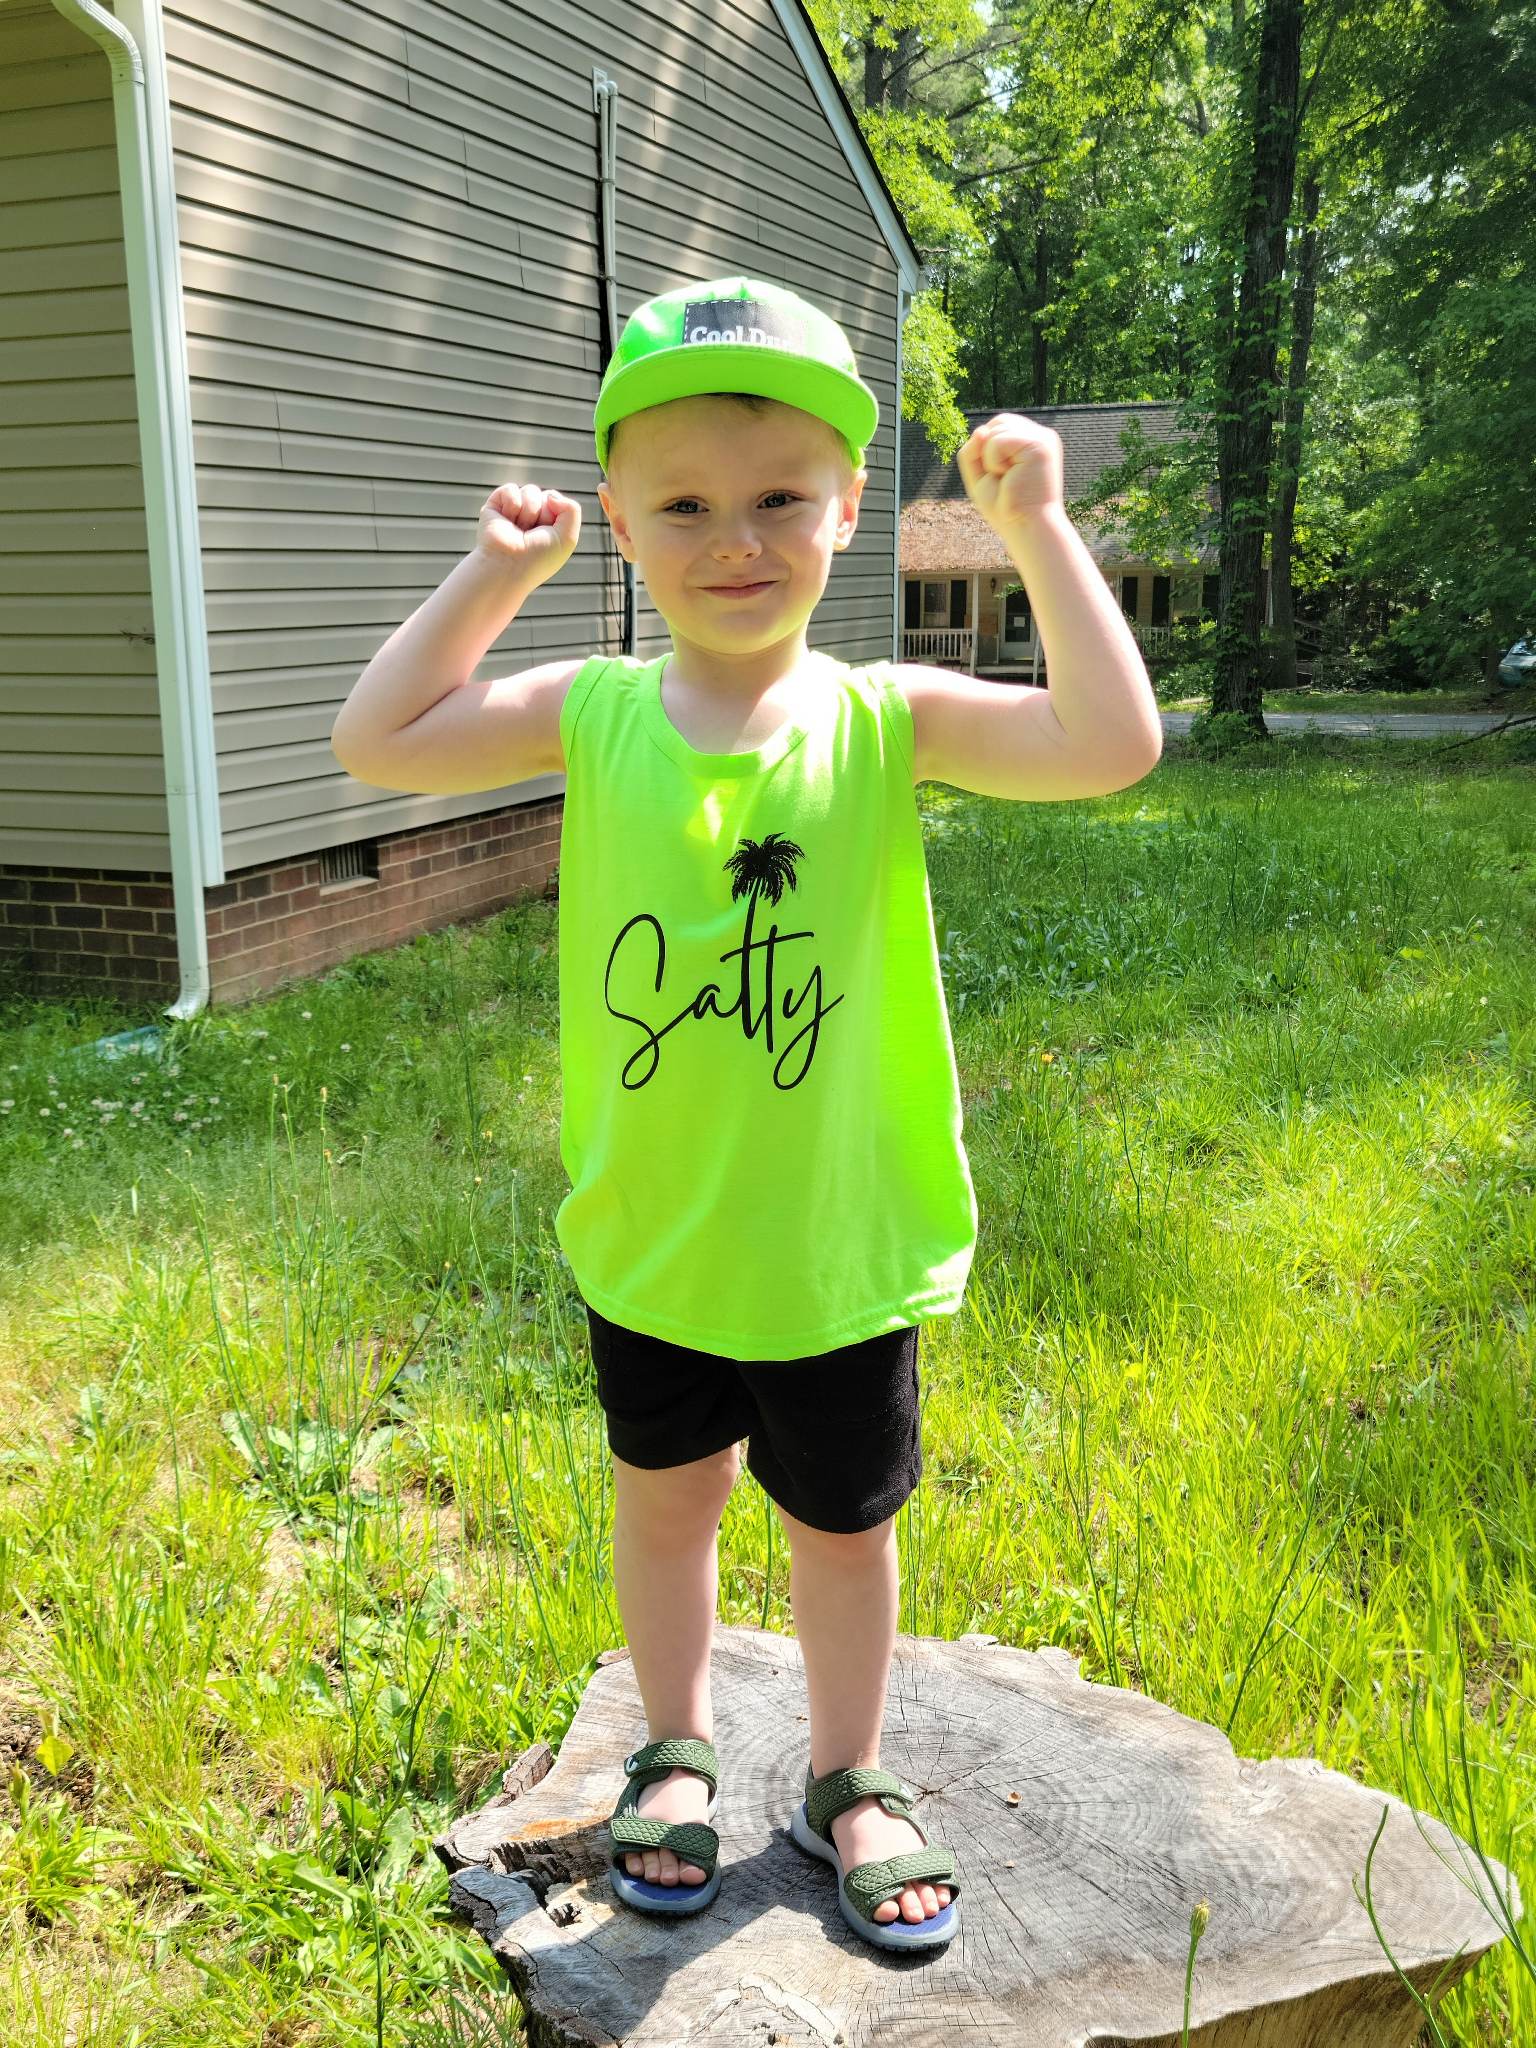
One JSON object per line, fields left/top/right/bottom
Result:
{"left": 479, "top": 654, "right": 589, "bottom": 780}
{"left": 335, "top": 654, "right": 590, "bottom": 794}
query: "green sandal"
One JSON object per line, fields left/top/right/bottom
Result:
{"left": 607, "top": 1736, "right": 722, "bottom": 1915}
{"left": 789, "top": 1762, "right": 960, "bottom": 1951}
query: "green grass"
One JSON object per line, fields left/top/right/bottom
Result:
{"left": 1164, "top": 686, "right": 1518, "bottom": 717}
{"left": 1, "top": 726, "right": 1532, "bottom": 2044}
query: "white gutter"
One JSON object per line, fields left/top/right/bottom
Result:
{"left": 48, "top": 0, "right": 221, "bottom": 1023}
{"left": 894, "top": 280, "right": 912, "bottom": 664}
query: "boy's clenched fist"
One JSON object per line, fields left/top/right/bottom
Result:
{"left": 956, "top": 414, "right": 1064, "bottom": 533}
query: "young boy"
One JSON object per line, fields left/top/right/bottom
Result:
{"left": 331, "top": 276, "right": 1161, "bottom": 1954}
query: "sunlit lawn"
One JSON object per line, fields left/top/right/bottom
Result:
{"left": 0, "top": 725, "right": 1532, "bottom": 2045}
{"left": 1165, "top": 686, "right": 1519, "bottom": 716}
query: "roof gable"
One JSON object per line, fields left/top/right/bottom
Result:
{"left": 768, "top": 0, "right": 922, "bottom": 290}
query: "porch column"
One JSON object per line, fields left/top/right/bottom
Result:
{"left": 971, "top": 572, "right": 979, "bottom": 674}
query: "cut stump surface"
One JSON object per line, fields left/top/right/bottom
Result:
{"left": 435, "top": 1626, "right": 1520, "bottom": 2047}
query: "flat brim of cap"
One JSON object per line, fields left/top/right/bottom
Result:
{"left": 595, "top": 345, "right": 878, "bottom": 471}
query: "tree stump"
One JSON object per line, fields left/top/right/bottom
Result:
{"left": 434, "top": 1625, "right": 1521, "bottom": 2047}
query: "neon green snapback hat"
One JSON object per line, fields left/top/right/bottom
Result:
{"left": 593, "top": 276, "right": 879, "bottom": 476}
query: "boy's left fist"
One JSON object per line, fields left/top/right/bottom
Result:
{"left": 956, "top": 413, "right": 1064, "bottom": 532}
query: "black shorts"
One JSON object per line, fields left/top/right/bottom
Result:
{"left": 584, "top": 1303, "right": 924, "bottom": 1535}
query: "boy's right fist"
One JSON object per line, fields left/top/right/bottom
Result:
{"left": 475, "top": 482, "right": 580, "bottom": 583}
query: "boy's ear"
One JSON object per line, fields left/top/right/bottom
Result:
{"left": 833, "top": 466, "right": 867, "bottom": 550}
{"left": 597, "top": 478, "right": 636, "bottom": 560}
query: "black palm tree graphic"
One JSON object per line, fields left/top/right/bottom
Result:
{"left": 724, "top": 831, "right": 805, "bottom": 908}
{"left": 724, "top": 834, "right": 806, "bottom": 1011}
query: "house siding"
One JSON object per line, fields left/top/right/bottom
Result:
{"left": 0, "top": 6, "right": 165, "bottom": 870}
{"left": 157, "top": 0, "right": 901, "bottom": 874}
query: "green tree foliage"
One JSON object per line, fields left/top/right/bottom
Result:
{"left": 807, "top": 0, "right": 1536, "bottom": 695}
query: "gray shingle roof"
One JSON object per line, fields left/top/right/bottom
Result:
{"left": 899, "top": 400, "right": 1219, "bottom": 571}
{"left": 901, "top": 400, "right": 1206, "bottom": 502}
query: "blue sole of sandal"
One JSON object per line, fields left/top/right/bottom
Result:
{"left": 608, "top": 1786, "right": 722, "bottom": 1916}
{"left": 789, "top": 1799, "right": 959, "bottom": 1951}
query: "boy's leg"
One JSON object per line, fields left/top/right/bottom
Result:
{"left": 610, "top": 1443, "right": 741, "bottom": 1886}
{"left": 776, "top": 1506, "right": 952, "bottom": 1924}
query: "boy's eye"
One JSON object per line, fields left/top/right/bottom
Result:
{"left": 664, "top": 491, "right": 797, "bottom": 514}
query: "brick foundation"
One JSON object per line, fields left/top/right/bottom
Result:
{"left": 0, "top": 795, "right": 564, "bottom": 1010}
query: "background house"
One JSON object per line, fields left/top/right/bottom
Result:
{"left": 901, "top": 401, "right": 1256, "bottom": 679}
{"left": 1, "top": 0, "right": 920, "bottom": 1013}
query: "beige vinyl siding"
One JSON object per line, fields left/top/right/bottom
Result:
{"left": 0, "top": 6, "right": 166, "bottom": 870}
{"left": 157, "top": 0, "right": 902, "bottom": 870}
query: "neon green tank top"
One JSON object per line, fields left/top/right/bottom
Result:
{"left": 554, "top": 648, "right": 977, "bottom": 1361}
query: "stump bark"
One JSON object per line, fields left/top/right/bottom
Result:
{"left": 434, "top": 1625, "right": 1521, "bottom": 2047}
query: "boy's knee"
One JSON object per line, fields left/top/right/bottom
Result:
{"left": 614, "top": 1442, "right": 742, "bottom": 1532}
{"left": 775, "top": 1506, "right": 895, "bottom": 1560}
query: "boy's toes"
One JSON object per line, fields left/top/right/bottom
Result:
{"left": 871, "top": 1880, "right": 952, "bottom": 1923}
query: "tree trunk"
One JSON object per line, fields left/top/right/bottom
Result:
{"left": 861, "top": 26, "right": 918, "bottom": 113}
{"left": 1032, "top": 209, "right": 1050, "bottom": 406}
{"left": 1271, "top": 172, "right": 1322, "bottom": 694}
{"left": 1212, "top": 0, "right": 1305, "bottom": 729}
{"left": 436, "top": 1625, "right": 1519, "bottom": 2048}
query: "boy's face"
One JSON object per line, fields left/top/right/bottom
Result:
{"left": 596, "top": 395, "right": 866, "bottom": 661}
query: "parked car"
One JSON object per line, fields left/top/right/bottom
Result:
{"left": 1496, "top": 637, "right": 1536, "bottom": 688}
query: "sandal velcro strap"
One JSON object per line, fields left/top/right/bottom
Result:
{"left": 607, "top": 1811, "right": 720, "bottom": 1873}
{"left": 607, "top": 1736, "right": 721, "bottom": 1876}
{"left": 623, "top": 1736, "right": 718, "bottom": 1793}
{"left": 804, "top": 1764, "right": 918, "bottom": 1842}
{"left": 843, "top": 1847, "right": 959, "bottom": 1922}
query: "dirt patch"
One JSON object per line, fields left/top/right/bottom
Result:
{"left": 0, "top": 1701, "right": 97, "bottom": 1814}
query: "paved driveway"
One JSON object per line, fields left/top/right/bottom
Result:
{"left": 1159, "top": 709, "right": 1515, "bottom": 737}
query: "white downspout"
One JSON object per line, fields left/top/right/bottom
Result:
{"left": 894, "top": 281, "right": 911, "bottom": 667}
{"left": 48, "top": 0, "right": 220, "bottom": 1023}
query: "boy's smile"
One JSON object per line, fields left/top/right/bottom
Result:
{"left": 597, "top": 393, "right": 867, "bottom": 703}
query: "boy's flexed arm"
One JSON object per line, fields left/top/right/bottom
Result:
{"left": 330, "top": 483, "right": 582, "bottom": 794}
{"left": 898, "top": 416, "right": 1164, "bottom": 802}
